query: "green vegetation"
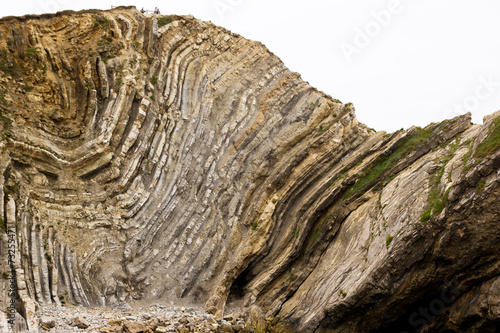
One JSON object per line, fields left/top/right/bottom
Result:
{"left": 419, "top": 182, "right": 447, "bottom": 222}
{"left": 85, "top": 80, "right": 95, "bottom": 89}
{"left": 0, "top": 93, "right": 12, "bottom": 141}
{"left": 420, "top": 139, "right": 459, "bottom": 222}
{"left": 339, "top": 289, "right": 347, "bottom": 297}
{"left": 251, "top": 220, "right": 259, "bottom": 231}
{"left": 0, "top": 93, "right": 8, "bottom": 107}
{"left": 285, "top": 269, "right": 295, "bottom": 282}
{"left": 25, "top": 48, "right": 38, "bottom": 60}
{"left": 93, "top": 16, "right": 109, "bottom": 30}
{"left": 150, "top": 73, "right": 158, "bottom": 85}
{"left": 45, "top": 253, "right": 52, "bottom": 263}
{"left": 474, "top": 116, "right": 500, "bottom": 159}
{"left": 344, "top": 126, "right": 434, "bottom": 198}
{"left": 2, "top": 272, "right": 8, "bottom": 279}
{"left": 148, "top": 57, "right": 155, "bottom": 64}
{"left": 315, "top": 120, "right": 335, "bottom": 137}
{"left": 462, "top": 138, "right": 474, "bottom": 168}
{"left": 272, "top": 199, "right": 277, "bottom": 204}
{"left": 18, "top": 47, "right": 38, "bottom": 62}
{"left": 294, "top": 229, "right": 299, "bottom": 238}
{"left": 385, "top": 235, "right": 394, "bottom": 249}
{"left": 476, "top": 179, "right": 486, "bottom": 193}
{"left": 433, "top": 188, "right": 450, "bottom": 215}
{"left": 366, "top": 233, "right": 375, "bottom": 251}
{"left": 0, "top": 48, "right": 20, "bottom": 76}
{"left": 97, "top": 257, "right": 102, "bottom": 262}
{"left": 115, "top": 77, "right": 123, "bottom": 88}
{"left": 157, "top": 16, "right": 173, "bottom": 27}
{"left": 312, "top": 230, "right": 321, "bottom": 242}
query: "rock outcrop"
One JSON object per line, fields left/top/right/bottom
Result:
{"left": 0, "top": 6, "right": 498, "bottom": 333}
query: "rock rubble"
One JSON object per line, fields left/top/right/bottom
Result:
{"left": 39, "top": 304, "right": 251, "bottom": 333}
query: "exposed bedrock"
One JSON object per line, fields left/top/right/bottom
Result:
{"left": 0, "top": 6, "right": 498, "bottom": 333}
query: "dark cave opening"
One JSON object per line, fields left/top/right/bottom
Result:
{"left": 227, "top": 266, "right": 255, "bottom": 304}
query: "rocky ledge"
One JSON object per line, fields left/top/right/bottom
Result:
{"left": 0, "top": 6, "right": 499, "bottom": 333}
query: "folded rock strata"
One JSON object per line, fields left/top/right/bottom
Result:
{"left": 0, "top": 6, "right": 498, "bottom": 333}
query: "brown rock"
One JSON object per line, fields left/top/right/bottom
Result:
{"left": 40, "top": 316, "right": 56, "bottom": 329}
{"left": 231, "top": 325, "right": 243, "bottom": 332}
{"left": 109, "top": 319, "right": 124, "bottom": 326}
{"left": 154, "top": 327, "right": 168, "bottom": 333}
{"left": 70, "top": 317, "right": 90, "bottom": 329}
{"left": 123, "top": 321, "right": 148, "bottom": 333}
{"left": 221, "top": 325, "right": 234, "bottom": 333}
{"left": 100, "top": 325, "right": 124, "bottom": 333}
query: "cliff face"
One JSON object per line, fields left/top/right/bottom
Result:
{"left": 0, "top": 7, "right": 499, "bottom": 332}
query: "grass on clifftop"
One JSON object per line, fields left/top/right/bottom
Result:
{"left": 474, "top": 116, "right": 500, "bottom": 159}
{"left": 158, "top": 16, "right": 173, "bottom": 27}
{"left": 343, "top": 127, "right": 434, "bottom": 198}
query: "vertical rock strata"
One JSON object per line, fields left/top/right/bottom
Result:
{"left": 0, "top": 6, "right": 498, "bottom": 332}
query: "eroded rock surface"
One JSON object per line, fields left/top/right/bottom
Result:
{"left": 0, "top": 6, "right": 498, "bottom": 333}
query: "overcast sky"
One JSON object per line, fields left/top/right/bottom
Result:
{"left": 2, "top": 0, "right": 500, "bottom": 132}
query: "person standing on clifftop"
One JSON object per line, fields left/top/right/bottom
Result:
{"left": 140, "top": 7, "right": 145, "bottom": 14}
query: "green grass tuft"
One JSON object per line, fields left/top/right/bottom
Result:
{"left": 385, "top": 235, "right": 394, "bottom": 249}
{"left": 158, "top": 16, "right": 173, "bottom": 27}
{"left": 150, "top": 73, "right": 158, "bottom": 85}
{"left": 251, "top": 221, "right": 259, "bottom": 231}
{"left": 344, "top": 127, "right": 434, "bottom": 198}
{"left": 115, "top": 77, "right": 123, "bottom": 88}
{"left": 476, "top": 179, "right": 486, "bottom": 193}
{"left": 474, "top": 116, "right": 500, "bottom": 159}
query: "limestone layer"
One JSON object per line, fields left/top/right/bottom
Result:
{"left": 0, "top": 7, "right": 499, "bottom": 333}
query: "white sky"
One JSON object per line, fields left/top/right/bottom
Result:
{"left": 2, "top": 0, "right": 500, "bottom": 132}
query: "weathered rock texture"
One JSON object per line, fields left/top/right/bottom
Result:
{"left": 0, "top": 6, "right": 499, "bottom": 333}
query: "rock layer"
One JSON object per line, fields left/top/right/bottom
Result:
{"left": 0, "top": 7, "right": 499, "bottom": 333}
